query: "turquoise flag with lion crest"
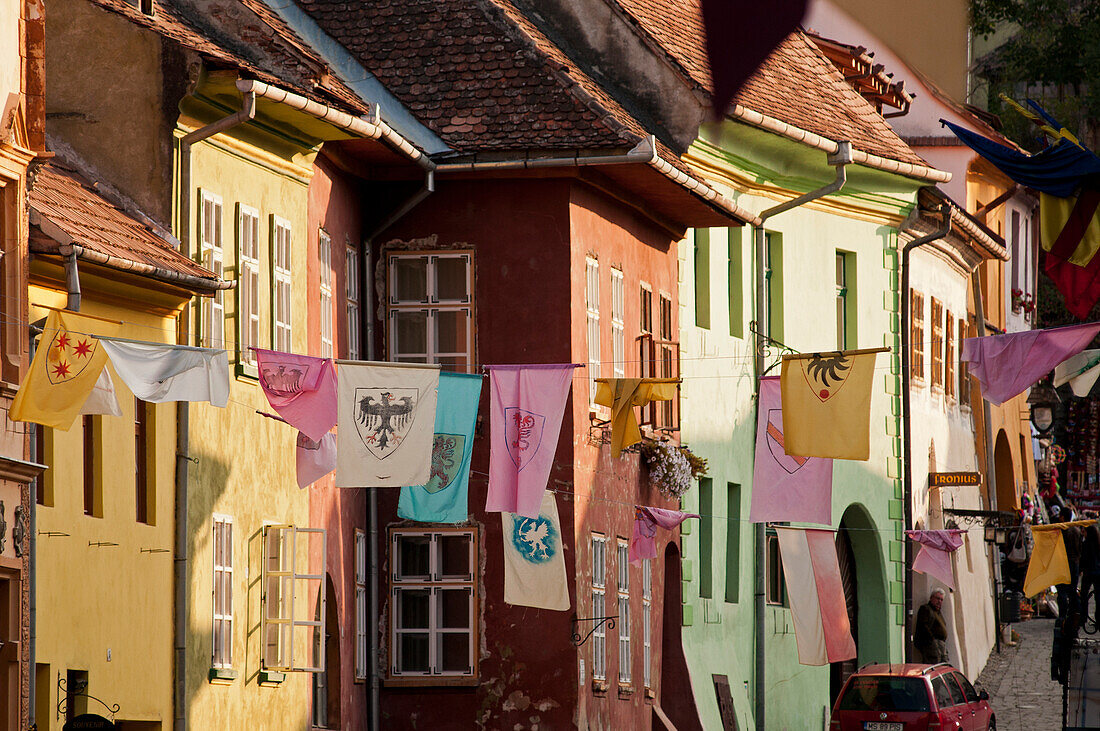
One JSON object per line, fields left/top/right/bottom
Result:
{"left": 398, "top": 371, "right": 482, "bottom": 523}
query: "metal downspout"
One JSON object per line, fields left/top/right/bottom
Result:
{"left": 173, "top": 91, "right": 255, "bottom": 731}
{"left": 362, "top": 168, "right": 435, "bottom": 731}
{"left": 63, "top": 247, "right": 80, "bottom": 311}
{"left": 751, "top": 143, "right": 850, "bottom": 731}
{"left": 900, "top": 206, "right": 952, "bottom": 661}
{"left": 28, "top": 320, "right": 43, "bottom": 730}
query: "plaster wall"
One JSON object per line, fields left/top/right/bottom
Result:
{"left": 0, "top": 0, "right": 19, "bottom": 107}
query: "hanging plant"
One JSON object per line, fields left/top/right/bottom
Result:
{"left": 638, "top": 439, "right": 708, "bottom": 498}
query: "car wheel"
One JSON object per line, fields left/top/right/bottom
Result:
{"left": 988, "top": 720, "right": 996, "bottom": 731}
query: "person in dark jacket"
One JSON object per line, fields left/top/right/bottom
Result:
{"left": 914, "top": 589, "right": 949, "bottom": 664}
{"left": 1059, "top": 525, "right": 1084, "bottom": 620}
{"left": 1080, "top": 524, "right": 1100, "bottom": 626}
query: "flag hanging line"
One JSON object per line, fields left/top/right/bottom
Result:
{"left": 98, "top": 334, "right": 220, "bottom": 353}
{"left": 782, "top": 346, "right": 891, "bottom": 361}
{"left": 334, "top": 358, "right": 440, "bottom": 370}
{"left": 482, "top": 363, "right": 585, "bottom": 370}
{"left": 29, "top": 302, "right": 122, "bottom": 326}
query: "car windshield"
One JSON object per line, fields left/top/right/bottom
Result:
{"left": 838, "top": 676, "right": 931, "bottom": 712}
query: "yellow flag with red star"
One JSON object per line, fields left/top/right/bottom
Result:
{"left": 11, "top": 309, "right": 118, "bottom": 430}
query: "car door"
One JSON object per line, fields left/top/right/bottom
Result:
{"left": 951, "top": 671, "right": 990, "bottom": 730}
{"left": 931, "top": 675, "right": 965, "bottom": 729}
{"left": 942, "top": 672, "right": 975, "bottom": 730}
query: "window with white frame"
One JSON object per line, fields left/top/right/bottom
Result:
{"left": 617, "top": 540, "right": 631, "bottom": 685}
{"left": 261, "top": 524, "right": 326, "bottom": 672}
{"left": 319, "top": 229, "right": 334, "bottom": 358}
{"left": 272, "top": 216, "right": 293, "bottom": 353}
{"left": 346, "top": 245, "right": 361, "bottom": 360}
{"left": 591, "top": 533, "right": 607, "bottom": 681}
{"left": 199, "top": 191, "right": 224, "bottom": 349}
{"left": 389, "top": 528, "right": 477, "bottom": 679}
{"left": 237, "top": 204, "right": 260, "bottom": 364}
{"left": 355, "top": 529, "right": 368, "bottom": 680}
{"left": 586, "top": 258, "right": 600, "bottom": 403}
{"left": 387, "top": 252, "right": 473, "bottom": 371}
{"left": 611, "top": 269, "right": 625, "bottom": 378}
{"left": 212, "top": 515, "right": 233, "bottom": 669}
{"left": 642, "top": 558, "right": 652, "bottom": 689}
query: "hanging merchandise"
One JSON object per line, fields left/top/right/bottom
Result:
{"left": 1023, "top": 519, "right": 1098, "bottom": 597}
{"left": 629, "top": 506, "right": 698, "bottom": 565}
{"left": 779, "top": 348, "right": 880, "bottom": 460}
{"left": 296, "top": 431, "right": 336, "bottom": 488}
{"left": 905, "top": 529, "right": 966, "bottom": 590}
{"left": 1054, "top": 349, "right": 1100, "bottom": 397}
{"left": 79, "top": 368, "right": 122, "bottom": 417}
{"left": 485, "top": 365, "right": 575, "bottom": 519}
{"left": 98, "top": 339, "right": 229, "bottom": 407}
{"left": 594, "top": 377, "right": 679, "bottom": 458}
{"left": 749, "top": 376, "right": 833, "bottom": 525}
{"left": 961, "top": 322, "right": 1100, "bottom": 406}
{"left": 775, "top": 527, "right": 857, "bottom": 666}
{"left": 335, "top": 361, "right": 439, "bottom": 488}
{"left": 398, "top": 371, "right": 483, "bottom": 523}
{"left": 11, "top": 309, "right": 119, "bottom": 429}
{"left": 501, "top": 489, "right": 570, "bottom": 611}
{"left": 254, "top": 348, "right": 336, "bottom": 442}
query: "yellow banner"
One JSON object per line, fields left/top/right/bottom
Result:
{"left": 1023, "top": 520, "right": 1097, "bottom": 597}
{"left": 11, "top": 309, "right": 118, "bottom": 430}
{"left": 779, "top": 351, "right": 877, "bottom": 460}
{"left": 1040, "top": 192, "right": 1100, "bottom": 265}
{"left": 595, "top": 378, "right": 678, "bottom": 458}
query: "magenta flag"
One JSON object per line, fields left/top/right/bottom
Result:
{"left": 961, "top": 322, "right": 1100, "bottom": 406}
{"left": 486, "top": 365, "right": 574, "bottom": 519}
{"left": 255, "top": 348, "right": 337, "bottom": 442}
{"left": 907, "top": 529, "right": 966, "bottom": 590}
{"left": 296, "top": 431, "right": 336, "bottom": 489}
{"left": 749, "top": 377, "right": 833, "bottom": 525}
{"left": 630, "top": 506, "right": 699, "bottom": 565}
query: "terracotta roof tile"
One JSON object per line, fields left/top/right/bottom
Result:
{"left": 30, "top": 161, "right": 224, "bottom": 290}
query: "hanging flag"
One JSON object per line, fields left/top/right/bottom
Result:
{"left": 255, "top": 348, "right": 337, "bottom": 442}
{"left": 98, "top": 339, "right": 229, "bottom": 407}
{"left": 1040, "top": 189, "right": 1100, "bottom": 318}
{"left": 1055, "top": 349, "right": 1100, "bottom": 397}
{"left": 336, "top": 362, "right": 439, "bottom": 487}
{"left": 779, "top": 349, "right": 878, "bottom": 460}
{"left": 80, "top": 368, "right": 122, "bottom": 417}
{"left": 776, "top": 527, "right": 857, "bottom": 666}
{"left": 502, "top": 490, "right": 570, "bottom": 611}
{"left": 629, "top": 506, "right": 699, "bottom": 565}
{"left": 594, "top": 378, "right": 679, "bottom": 458}
{"left": 749, "top": 376, "right": 833, "bottom": 524}
{"left": 398, "top": 372, "right": 482, "bottom": 523}
{"left": 12, "top": 309, "right": 118, "bottom": 430}
{"left": 296, "top": 431, "right": 336, "bottom": 488}
{"left": 486, "top": 365, "right": 574, "bottom": 519}
{"left": 962, "top": 322, "right": 1100, "bottom": 406}
{"left": 1022, "top": 521, "right": 1096, "bottom": 596}
{"left": 906, "top": 529, "right": 966, "bottom": 590}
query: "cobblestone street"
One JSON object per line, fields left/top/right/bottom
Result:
{"left": 977, "top": 618, "right": 1063, "bottom": 730}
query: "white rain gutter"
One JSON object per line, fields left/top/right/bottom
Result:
{"left": 729, "top": 104, "right": 952, "bottom": 184}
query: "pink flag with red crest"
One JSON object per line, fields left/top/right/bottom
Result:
{"left": 255, "top": 348, "right": 336, "bottom": 442}
{"left": 486, "top": 365, "right": 574, "bottom": 519}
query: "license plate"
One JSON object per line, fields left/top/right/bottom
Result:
{"left": 863, "top": 724, "right": 903, "bottom": 731}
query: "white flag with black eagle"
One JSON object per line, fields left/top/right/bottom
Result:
{"left": 336, "top": 362, "right": 439, "bottom": 487}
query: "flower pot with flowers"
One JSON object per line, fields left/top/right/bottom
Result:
{"left": 1011, "top": 288, "right": 1035, "bottom": 321}
{"left": 638, "top": 439, "right": 708, "bottom": 498}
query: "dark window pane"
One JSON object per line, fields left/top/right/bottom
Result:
{"left": 953, "top": 672, "right": 979, "bottom": 703}
{"left": 945, "top": 675, "right": 966, "bottom": 706}
{"left": 839, "top": 676, "right": 931, "bottom": 712}
{"left": 440, "top": 535, "right": 471, "bottom": 577}
{"left": 435, "top": 257, "right": 468, "bottom": 301}
{"left": 398, "top": 633, "right": 430, "bottom": 673}
{"left": 397, "top": 589, "right": 430, "bottom": 629}
{"left": 393, "top": 258, "right": 428, "bottom": 302}
{"left": 439, "top": 633, "right": 470, "bottom": 673}
{"left": 397, "top": 535, "right": 431, "bottom": 579}
{"left": 438, "top": 589, "right": 470, "bottom": 629}
{"left": 932, "top": 676, "right": 954, "bottom": 708}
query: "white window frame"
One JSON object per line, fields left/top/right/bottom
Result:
{"left": 611, "top": 268, "right": 625, "bottom": 379}
{"left": 642, "top": 558, "right": 652, "bottom": 689}
{"left": 591, "top": 533, "right": 607, "bottom": 681}
{"left": 199, "top": 191, "right": 224, "bottom": 349}
{"left": 586, "top": 257, "right": 601, "bottom": 404}
{"left": 212, "top": 514, "right": 233, "bottom": 669}
{"left": 346, "top": 245, "right": 362, "bottom": 360}
{"left": 319, "top": 229, "right": 334, "bottom": 358}
{"left": 386, "top": 252, "right": 474, "bottom": 371}
{"left": 389, "top": 528, "right": 478, "bottom": 679}
{"left": 617, "top": 539, "right": 631, "bottom": 686}
{"left": 261, "top": 524, "right": 326, "bottom": 672}
{"left": 237, "top": 204, "right": 260, "bottom": 365}
{"left": 272, "top": 215, "right": 293, "bottom": 353}
{"left": 355, "top": 529, "right": 368, "bottom": 680}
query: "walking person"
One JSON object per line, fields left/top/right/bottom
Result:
{"left": 1081, "top": 524, "right": 1100, "bottom": 627}
{"left": 914, "top": 588, "right": 949, "bottom": 664}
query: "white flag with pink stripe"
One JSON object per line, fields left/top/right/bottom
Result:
{"left": 776, "top": 527, "right": 857, "bottom": 666}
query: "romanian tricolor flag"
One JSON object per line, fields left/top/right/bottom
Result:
{"left": 11, "top": 309, "right": 118, "bottom": 430}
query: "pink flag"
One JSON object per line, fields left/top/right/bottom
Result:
{"left": 776, "top": 527, "right": 857, "bottom": 666}
{"left": 630, "top": 506, "right": 699, "bottom": 565}
{"left": 749, "top": 377, "right": 832, "bottom": 524}
{"left": 486, "top": 365, "right": 574, "bottom": 519}
{"left": 906, "top": 529, "right": 966, "bottom": 590}
{"left": 296, "top": 431, "right": 336, "bottom": 489}
{"left": 255, "top": 349, "right": 337, "bottom": 442}
{"left": 961, "top": 322, "right": 1100, "bottom": 405}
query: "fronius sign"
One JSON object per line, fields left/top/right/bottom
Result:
{"left": 928, "top": 472, "right": 982, "bottom": 487}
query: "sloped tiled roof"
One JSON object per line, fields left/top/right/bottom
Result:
{"left": 30, "top": 160, "right": 227, "bottom": 292}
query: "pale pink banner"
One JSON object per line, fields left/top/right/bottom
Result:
{"left": 296, "top": 431, "right": 336, "bottom": 489}
{"left": 629, "top": 506, "right": 699, "bottom": 565}
{"left": 486, "top": 365, "right": 574, "bottom": 518}
{"left": 255, "top": 349, "right": 337, "bottom": 442}
{"left": 907, "top": 529, "right": 966, "bottom": 590}
{"left": 749, "top": 377, "right": 832, "bottom": 525}
{"left": 777, "top": 527, "right": 857, "bottom": 666}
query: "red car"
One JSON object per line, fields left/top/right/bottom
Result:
{"left": 830, "top": 663, "right": 996, "bottom": 731}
